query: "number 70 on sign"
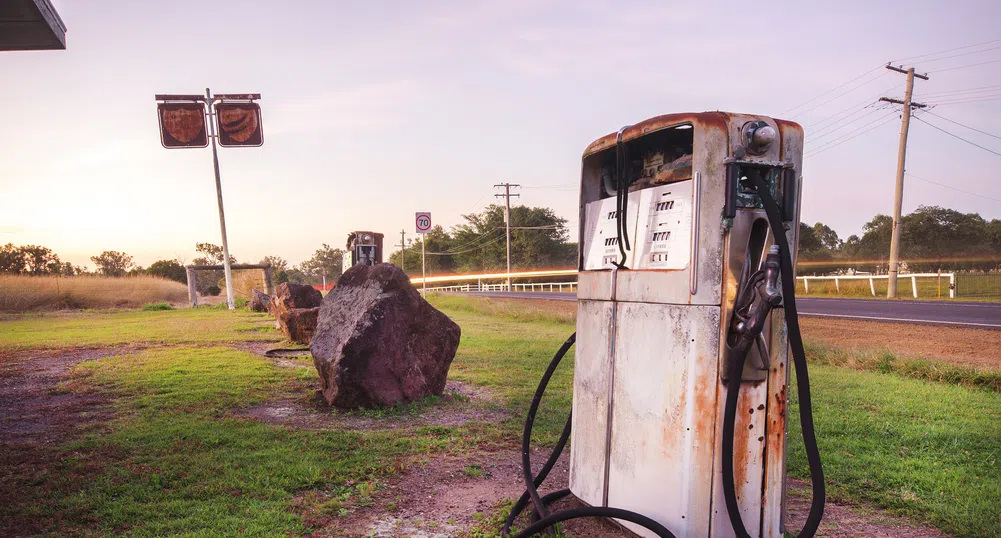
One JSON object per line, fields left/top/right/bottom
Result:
{"left": 415, "top": 212, "right": 432, "bottom": 235}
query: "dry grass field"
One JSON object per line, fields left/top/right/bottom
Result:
{"left": 0, "top": 275, "right": 188, "bottom": 312}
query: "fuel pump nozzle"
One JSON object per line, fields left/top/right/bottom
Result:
{"left": 725, "top": 245, "right": 782, "bottom": 381}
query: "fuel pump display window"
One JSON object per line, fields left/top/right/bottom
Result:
{"left": 596, "top": 124, "right": 694, "bottom": 199}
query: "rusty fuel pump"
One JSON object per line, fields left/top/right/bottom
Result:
{"left": 343, "top": 231, "right": 384, "bottom": 273}
{"left": 504, "top": 112, "right": 824, "bottom": 538}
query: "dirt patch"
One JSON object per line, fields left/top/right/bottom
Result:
{"left": 298, "top": 450, "right": 944, "bottom": 538}
{"left": 296, "top": 447, "right": 633, "bottom": 538}
{"left": 800, "top": 317, "right": 1001, "bottom": 371}
{"left": 0, "top": 346, "right": 128, "bottom": 444}
{"left": 786, "top": 479, "right": 943, "bottom": 537}
{"left": 236, "top": 380, "right": 507, "bottom": 432}
{"left": 0, "top": 346, "right": 129, "bottom": 537}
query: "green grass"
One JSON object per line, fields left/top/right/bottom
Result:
{"left": 140, "top": 302, "right": 174, "bottom": 311}
{"left": 788, "top": 364, "right": 1001, "bottom": 538}
{"left": 0, "top": 308, "right": 278, "bottom": 351}
{"left": 11, "top": 346, "right": 471, "bottom": 537}
{"left": 4, "top": 295, "right": 1000, "bottom": 536}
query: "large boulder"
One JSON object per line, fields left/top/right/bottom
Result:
{"left": 247, "top": 289, "right": 271, "bottom": 312}
{"left": 310, "top": 263, "right": 461, "bottom": 408}
{"left": 279, "top": 307, "right": 320, "bottom": 345}
{"left": 269, "top": 282, "right": 322, "bottom": 318}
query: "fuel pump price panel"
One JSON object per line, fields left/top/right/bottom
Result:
{"left": 415, "top": 212, "right": 432, "bottom": 234}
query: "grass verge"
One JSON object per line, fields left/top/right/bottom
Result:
{"left": 807, "top": 342, "right": 1001, "bottom": 392}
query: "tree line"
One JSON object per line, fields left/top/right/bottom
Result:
{"left": 388, "top": 204, "right": 576, "bottom": 274}
{"left": 800, "top": 205, "right": 1001, "bottom": 274}
{"left": 3, "top": 204, "right": 996, "bottom": 287}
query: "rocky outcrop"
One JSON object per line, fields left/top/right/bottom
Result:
{"left": 310, "top": 263, "right": 461, "bottom": 408}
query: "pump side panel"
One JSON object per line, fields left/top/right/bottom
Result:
{"left": 607, "top": 303, "right": 721, "bottom": 538}
{"left": 569, "top": 300, "right": 615, "bottom": 508}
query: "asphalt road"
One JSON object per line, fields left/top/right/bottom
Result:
{"left": 468, "top": 292, "right": 1001, "bottom": 329}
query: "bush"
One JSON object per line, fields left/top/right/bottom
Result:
{"left": 206, "top": 285, "right": 221, "bottom": 296}
{"left": 142, "top": 302, "right": 175, "bottom": 311}
{"left": 147, "top": 260, "right": 187, "bottom": 285}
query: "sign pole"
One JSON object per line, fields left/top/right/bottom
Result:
{"left": 421, "top": 239, "right": 426, "bottom": 298}
{"left": 206, "top": 87, "right": 235, "bottom": 310}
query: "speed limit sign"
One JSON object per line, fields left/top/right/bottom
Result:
{"left": 415, "top": 212, "right": 432, "bottom": 234}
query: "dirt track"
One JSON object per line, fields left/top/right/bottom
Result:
{"left": 799, "top": 317, "right": 1001, "bottom": 370}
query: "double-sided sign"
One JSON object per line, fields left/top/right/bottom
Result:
{"left": 416, "top": 212, "right": 432, "bottom": 235}
{"left": 216, "top": 103, "right": 263, "bottom": 147}
{"left": 158, "top": 103, "right": 208, "bottom": 148}
{"left": 157, "top": 100, "right": 264, "bottom": 149}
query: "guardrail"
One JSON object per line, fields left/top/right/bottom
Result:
{"left": 797, "top": 273, "right": 955, "bottom": 298}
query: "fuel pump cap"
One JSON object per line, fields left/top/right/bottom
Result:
{"left": 743, "top": 121, "right": 776, "bottom": 155}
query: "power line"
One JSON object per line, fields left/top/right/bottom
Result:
{"left": 932, "top": 58, "right": 1001, "bottom": 73}
{"left": 808, "top": 104, "right": 886, "bottom": 142}
{"left": 805, "top": 111, "right": 899, "bottom": 157}
{"left": 924, "top": 110, "right": 1001, "bottom": 140}
{"left": 780, "top": 65, "right": 884, "bottom": 116}
{"left": 905, "top": 172, "right": 1001, "bottom": 203}
{"left": 917, "top": 84, "right": 1001, "bottom": 97}
{"left": 913, "top": 115, "right": 1001, "bottom": 157}
{"left": 931, "top": 95, "right": 1001, "bottom": 106}
{"left": 789, "top": 71, "right": 891, "bottom": 119}
{"left": 891, "top": 38, "right": 1001, "bottom": 63}
{"left": 424, "top": 234, "right": 506, "bottom": 256}
{"left": 521, "top": 183, "right": 577, "bottom": 189}
{"left": 916, "top": 44, "right": 1001, "bottom": 64}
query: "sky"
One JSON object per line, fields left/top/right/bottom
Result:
{"left": 2, "top": 0, "right": 1000, "bottom": 270}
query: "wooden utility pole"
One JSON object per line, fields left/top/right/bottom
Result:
{"left": 880, "top": 64, "right": 928, "bottom": 298}
{"left": 494, "top": 183, "right": 520, "bottom": 291}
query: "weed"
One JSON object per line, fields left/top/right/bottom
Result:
{"left": 141, "top": 301, "right": 174, "bottom": 311}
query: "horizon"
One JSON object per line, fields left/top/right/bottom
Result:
{"left": 2, "top": 1, "right": 1000, "bottom": 269}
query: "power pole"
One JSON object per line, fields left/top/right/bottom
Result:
{"left": 206, "top": 88, "right": 236, "bottom": 310}
{"left": 880, "top": 64, "right": 928, "bottom": 298}
{"left": 494, "top": 183, "right": 520, "bottom": 291}
{"left": 398, "top": 229, "right": 407, "bottom": 273}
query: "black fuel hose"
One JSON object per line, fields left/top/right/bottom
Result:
{"left": 502, "top": 333, "right": 676, "bottom": 538}
{"left": 720, "top": 175, "right": 825, "bottom": 538}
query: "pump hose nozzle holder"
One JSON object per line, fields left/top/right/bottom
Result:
{"left": 724, "top": 245, "right": 783, "bottom": 380}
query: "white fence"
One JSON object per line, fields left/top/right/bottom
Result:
{"left": 423, "top": 281, "right": 577, "bottom": 293}
{"left": 797, "top": 273, "right": 955, "bottom": 298}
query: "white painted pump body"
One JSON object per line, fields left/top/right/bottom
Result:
{"left": 569, "top": 112, "right": 804, "bottom": 538}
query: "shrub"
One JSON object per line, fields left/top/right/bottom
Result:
{"left": 142, "top": 302, "right": 175, "bottom": 311}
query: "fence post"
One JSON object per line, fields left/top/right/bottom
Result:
{"left": 949, "top": 273, "right": 956, "bottom": 299}
{"left": 834, "top": 277, "right": 840, "bottom": 294}
{"left": 911, "top": 275, "right": 918, "bottom": 298}
{"left": 186, "top": 267, "right": 198, "bottom": 307}
{"left": 869, "top": 278, "right": 875, "bottom": 296}
{"left": 803, "top": 277, "right": 809, "bottom": 294}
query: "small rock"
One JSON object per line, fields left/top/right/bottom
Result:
{"left": 278, "top": 307, "right": 320, "bottom": 345}
{"left": 247, "top": 289, "right": 271, "bottom": 312}
{"left": 268, "top": 282, "right": 322, "bottom": 318}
